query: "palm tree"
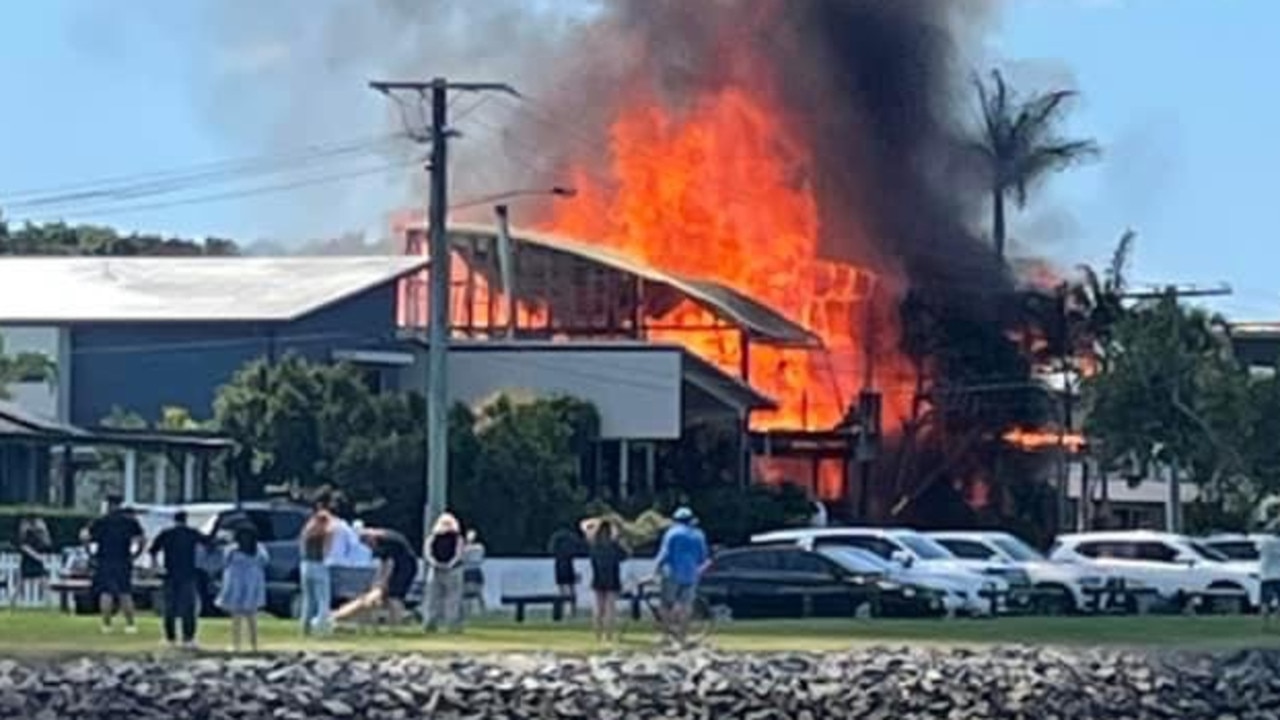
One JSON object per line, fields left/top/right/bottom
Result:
{"left": 0, "top": 337, "right": 57, "bottom": 401}
{"left": 1071, "top": 229, "right": 1136, "bottom": 371}
{"left": 971, "top": 69, "right": 1100, "bottom": 260}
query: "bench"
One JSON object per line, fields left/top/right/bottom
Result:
{"left": 49, "top": 576, "right": 298, "bottom": 616}
{"left": 48, "top": 576, "right": 163, "bottom": 614}
{"left": 501, "top": 593, "right": 572, "bottom": 623}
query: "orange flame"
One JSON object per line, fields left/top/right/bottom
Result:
{"left": 542, "top": 87, "right": 916, "bottom": 431}
{"left": 1003, "top": 427, "right": 1087, "bottom": 453}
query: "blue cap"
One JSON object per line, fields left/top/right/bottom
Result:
{"left": 672, "top": 507, "right": 694, "bottom": 522}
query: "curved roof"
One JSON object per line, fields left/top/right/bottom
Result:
{"left": 447, "top": 224, "right": 819, "bottom": 347}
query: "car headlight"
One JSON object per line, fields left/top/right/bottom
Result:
{"left": 951, "top": 589, "right": 968, "bottom": 599}
{"left": 1078, "top": 576, "right": 1104, "bottom": 587}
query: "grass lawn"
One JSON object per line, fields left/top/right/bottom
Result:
{"left": 3, "top": 611, "right": 1280, "bottom": 657}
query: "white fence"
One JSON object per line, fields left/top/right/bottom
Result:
{"left": 0, "top": 552, "right": 657, "bottom": 612}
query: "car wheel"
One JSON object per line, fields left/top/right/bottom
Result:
{"left": 1034, "top": 584, "right": 1074, "bottom": 616}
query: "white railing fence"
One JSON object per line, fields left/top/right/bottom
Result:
{"left": 0, "top": 552, "right": 61, "bottom": 608}
{"left": 0, "top": 552, "right": 657, "bottom": 612}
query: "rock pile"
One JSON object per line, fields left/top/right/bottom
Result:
{"left": 2, "top": 646, "right": 1280, "bottom": 719}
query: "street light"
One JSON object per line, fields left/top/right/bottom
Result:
{"left": 450, "top": 186, "right": 576, "bottom": 213}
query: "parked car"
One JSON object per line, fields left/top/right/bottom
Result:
{"left": 1048, "top": 530, "right": 1261, "bottom": 612}
{"left": 812, "top": 545, "right": 978, "bottom": 617}
{"left": 927, "top": 530, "right": 1108, "bottom": 613}
{"left": 62, "top": 499, "right": 314, "bottom": 617}
{"left": 749, "top": 527, "right": 1012, "bottom": 616}
{"left": 1201, "top": 533, "right": 1274, "bottom": 562}
{"left": 698, "top": 545, "right": 948, "bottom": 620}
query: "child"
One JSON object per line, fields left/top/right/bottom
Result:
{"left": 217, "top": 524, "right": 269, "bottom": 652}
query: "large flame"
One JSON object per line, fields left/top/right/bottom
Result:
{"left": 542, "top": 87, "right": 916, "bottom": 432}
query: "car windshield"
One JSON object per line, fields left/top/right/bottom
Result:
{"left": 894, "top": 533, "right": 952, "bottom": 560}
{"left": 1187, "top": 541, "right": 1231, "bottom": 562}
{"left": 1207, "top": 541, "right": 1260, "bottom": 561}
{"left": 990, "top": 535, "right": 1045, "bottom": 562}
{"left": 818, "top": 547, "right": 890, "bottom": 573}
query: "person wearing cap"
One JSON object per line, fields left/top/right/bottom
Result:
{"left": 85, "top": 495, "right": 146, "bottom": 635}
{"left": 653, "top": 506, "right": 708, "bottom": 640}
{"left": 149, "top": 510, "right": 213, "bottom": 648}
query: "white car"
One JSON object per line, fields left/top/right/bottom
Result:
{"left": 1049, "top": 530, "right": 1260, "bottom": 610}
{"left": 1201, "top": 533, "right": 1275, "bottom": 563}
{"left": 816, "top": 545, "right": 982, "bottom": 617}
{"left": 927, "top": 530, "right": 1107, "bottom": 613}
{"left": 750, "top": 527, "right": 1012, "bottom": 615}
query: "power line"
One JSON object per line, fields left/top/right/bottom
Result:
{"left": 14, "top": 159, "right": 419, "bottom": 221}
{"left": 0, "top": 133, "right": 406, "bottom": 206}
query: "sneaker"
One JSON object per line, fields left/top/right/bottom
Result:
{"left": 100, "top": 625, "right": 113, "bottom": 635}
{"left": 123, "top": 625, "right": 138, "bottom": 635}
{"left": 181, "top": 640, "right": 199, "bottom": 651}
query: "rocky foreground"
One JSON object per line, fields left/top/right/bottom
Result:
{"left": 2, "top": 647, "right": 1280, "bottom": 719}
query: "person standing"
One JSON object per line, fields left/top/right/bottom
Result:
{"left": 298, "top": 497, "right": 335, "bottom": 636}
{"left": 548, "top": 525, "right": 582, "bottom": 618}
{"left": 217, "top": 523, "right": 269, "bottom": 653}
{"left": 84, "top": 496, "right": 146, "bottom": 634}
{"left": 13, "top": 516, "right": 52, "bottom": 609}
{"left": 423, "top": 513, "right": 465, "bottom": 632}
{"left": 588, "top": 520, "right": 627, "bottom": 643}
{"left": 461, "top": 529, "right": 486, "bottom": 617}
{"left": 1261, "top": 534, "right": 1280, "bottom": 629}
{"left": 148, "top": 511, "right": 211, "bottom": 649}
{"left": 653, "top": 507, "right": 709, "bottom": 641}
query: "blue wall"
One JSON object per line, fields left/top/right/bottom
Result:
{"left": 69, "top": 282, "right": 400, "bottom": 425}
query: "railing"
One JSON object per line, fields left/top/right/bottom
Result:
{"left": 0, "top": 552, "right": 658, "bottom": 611}
{"left": 0, "top": 552, "right": 62, "bottom": 608}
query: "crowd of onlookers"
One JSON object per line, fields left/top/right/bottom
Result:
{"left": 9, "top": 490, "right": 710, "bottom": 651}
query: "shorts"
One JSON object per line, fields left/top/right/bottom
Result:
{"left": 385, "top": 561, "right": 416, "bottom": 602}
{"left": 661, "top": 577, "right": 698, "bottom": 610}
{"left": 554, "top": 560, "right": 577, "bottom": 588}
{"left": 93, "top": 561, "right": 133, "bottom": 597}
{"left": 1262, "top": 579, "right": 1280, "bottom": 606}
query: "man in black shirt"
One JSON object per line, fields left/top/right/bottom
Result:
{"left": 150, "top": 510, "right": 212, "bottom": 648}
{"left": 332, "top": 528, "right": 418, "bottom": 629}
{"left": 85, "top": 495, "right": 146, "bottom": 634}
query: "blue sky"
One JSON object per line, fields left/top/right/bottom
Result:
{"left": 1, "top": 0, "right": 1277, "bottom": 317}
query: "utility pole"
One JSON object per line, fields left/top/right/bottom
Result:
{"left": 370, "top": 78, "right": 519, "bottom": 534}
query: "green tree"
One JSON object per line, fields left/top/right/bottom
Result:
{"left": 213, "top": 355, "right": 386, "bottom": 497}
{"left": 970, "top": 69, "right": 1100, "bottom": 260}
{"left": 0, "top": 219, "right": 238, "bottom": 256}
{"left": 450, "top": 394, "right": 600, "bottom": 555}
{"left": 1083, "top": 292, "right": 1249, "bottom": 531}
{"left": 0, "top": 336, "right": 56, "bottom": 401}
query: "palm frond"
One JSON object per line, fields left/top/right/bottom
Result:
{"left": 1106, "top": 229, "right": 1137, "bottom": 292}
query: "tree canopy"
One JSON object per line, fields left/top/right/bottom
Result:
{"left": 0, "top": 219, "right": 238, "bottom": 256}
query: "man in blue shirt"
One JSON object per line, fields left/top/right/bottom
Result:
{"left": 654, "top": 507, "right": 708, "bottom": 639}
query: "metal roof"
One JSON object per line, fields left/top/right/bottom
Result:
{"left": 0, "top": 400, "right": 232, "bottom": 449}
{"left": 0, "top": 256, "right": 429, "bottom": 323}
{"left": 447, "top": 224, "right": 820, "bottom": 347}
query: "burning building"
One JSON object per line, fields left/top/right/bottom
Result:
{"left": 395, "top": 0, "right": 1058, "bottom": 524}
